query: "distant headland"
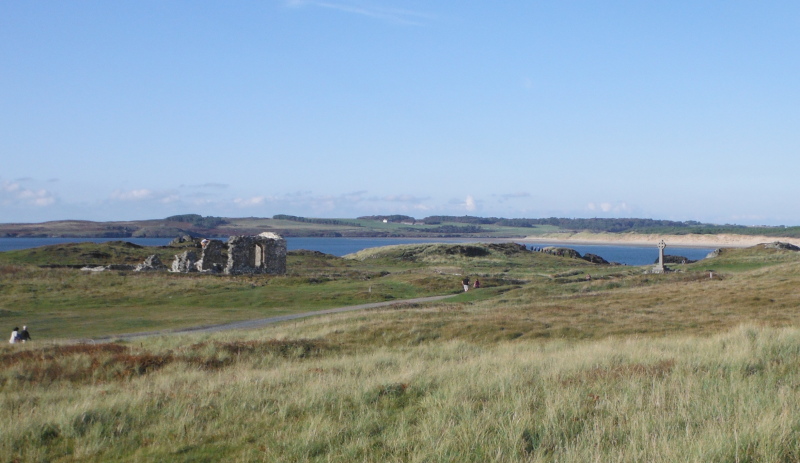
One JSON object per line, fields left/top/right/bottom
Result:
{"left": 2, "top": 214, "right": 799, "bottom": 247}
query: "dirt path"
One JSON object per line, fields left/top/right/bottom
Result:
{"left": 81, "top": 294, "right": 458, "bottom": 343}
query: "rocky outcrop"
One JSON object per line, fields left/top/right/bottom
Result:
{"left": 486, "top": 243, "right": 529, "bottom": 255}
{"left": 169, "top": 234, "right": 198, "bottom": 246}
{"left": 582, "top": 253, "right": 609, "bottom": 264}
{"left": 81, "top": 264, "right": 135, "bottom": 272}
{"left": 542, "top": 247, "right": 582, "bottom": 259}
{"left": 763, "top": 242, "right": 800, "bottom": 251}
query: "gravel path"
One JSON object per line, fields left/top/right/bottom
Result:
{"left": 82, "top": 294, "right": 458, "bottom": 343}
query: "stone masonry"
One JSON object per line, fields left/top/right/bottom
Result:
{"left": 197, "top": 239, "right": 226, "bottom": 273}
{"left": 225, "top": 232, "right": 287, "bottom": 275}
{"left": 172, "top": 250, "right": 198, "bottom": 273}
{"left": 170, "top": 232, "right": 286, "bottom": 275}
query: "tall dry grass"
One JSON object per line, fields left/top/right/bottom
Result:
{"left": 3, "top": 325, "right": 800, "bottom": 461}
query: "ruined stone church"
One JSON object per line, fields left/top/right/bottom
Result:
{"left": 171, "top": 232, "right": 287, "bottom": 275}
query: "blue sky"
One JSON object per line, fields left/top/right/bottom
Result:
{"left": 2, "top": 1, "right": 798, "bottom": 225}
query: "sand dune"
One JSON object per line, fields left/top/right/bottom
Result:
{"left": 521, "top": 232, "right": 800, "bottom": 249}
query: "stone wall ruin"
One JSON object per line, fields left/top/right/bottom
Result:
{"left": 197, "top": 239, "right": 226, "bottom": 273}
{"left": 225, "top": 233, "right": 287, "bottom": 275}
{"left": 170, "top": 232, "right": 286, "bottom": 275}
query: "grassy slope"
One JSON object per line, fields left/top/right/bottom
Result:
{"left": 0, "top": 243, "right": 543, "bottom": 339}
{"left": 3, "top": 243, "right": 800, "bottom": 461}
{"left": 4, "top": 215, "right": 800, "bottom": 240}
{"left": 0, "top": 217, "right": 561, "bottom": 238}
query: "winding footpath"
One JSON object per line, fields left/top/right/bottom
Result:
{"left": 80, "top": 294, "right": 458, "bottom": 343}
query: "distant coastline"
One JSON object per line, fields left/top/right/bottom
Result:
{"left": 522, "top": 232, "right": 799, "bottom": 249}
{"left": 2, "top": 216, "right": 799, "bottom": 249}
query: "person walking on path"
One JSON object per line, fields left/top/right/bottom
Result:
{"left": 18, "top": 326, "right": 31, "bottom": 342}
{"left": 462, "top": 277, "right": 470, "bottom": 292}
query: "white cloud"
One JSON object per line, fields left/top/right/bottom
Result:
{"left": 111, "top": 189, "right": 179, "bottom": 204}
{"left": 1, "top": 181, "right": 56, "bottom": 207}
{"left": 112, "top": 189, "right": 154, "bottom": 201}
{"left": 465, "top": 195, "right": 477, "bottom": 212}
{"left": 233, "top": 196, "right": 266, "bottom": 207}
{"left": 587, "top": 201, "right": 631, "bottom": 214}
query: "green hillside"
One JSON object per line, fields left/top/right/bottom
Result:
{"left": 3, "top": 214, "right": 800, "bottom": 238}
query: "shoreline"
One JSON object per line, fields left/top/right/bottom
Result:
{"left": 519, "top": 232, "right": 800, "bottom": 249}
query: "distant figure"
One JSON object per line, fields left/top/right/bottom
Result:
{"left": 585, "top": 274, "right": 592, "bottom": 281}
{"left": 18, "top": 326, "right": 31, "bottom": 343}
{"left": 462, "top": 277, "right": 470, "bottom": 292}
{"left": 473, "top": 279, "right": 481, "bottom": 289}
{"left": 9, "top": 327, "right": 19, "bottom": 344}
{"left": 200, "top": 238, "right": 210, "bottom": 248}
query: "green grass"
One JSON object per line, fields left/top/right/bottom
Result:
{"left": 3, "top": 241, "right": 800, "bottom": 460}
{"left": 0, "top": 240, "right": 187, "bottom": 267}
{"left": 0, "top": 242, "right": 544, "bottom": 339}
{"left": 0, "top": 265, "right": 458, "bottom": 339}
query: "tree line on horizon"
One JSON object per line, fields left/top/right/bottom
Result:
{"left": 156, "top": 213, "right": 799, "bottom": 237}
{"left": 356, "top": 215, "right": 800, "bottom": 237}
{"left": 272, "top": 214, "right": 362, "bottom": 227}
{"left": 165, "top": 214, "right": 228, "bottom": 229}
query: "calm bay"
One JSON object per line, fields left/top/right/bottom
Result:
{"left": 0, "top": 237, "right": 715, "bottom": 266}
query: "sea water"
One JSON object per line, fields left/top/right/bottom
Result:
{"left": 0, "top": 237, "right": 716, "bottom": 267}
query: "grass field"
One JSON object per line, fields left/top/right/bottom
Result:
{"left": 0, "top": 216, "right": 560, "bottom": 239}
{"left": 2, "top": 240, "right": 800, "bottom": 461}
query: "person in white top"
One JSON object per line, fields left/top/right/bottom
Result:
{"left": 9, "top": 327, "right": 19, "bottom": 344}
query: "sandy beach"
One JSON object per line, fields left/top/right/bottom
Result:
{"left": 520, "top": 232, "right": 800, "bottom": 249}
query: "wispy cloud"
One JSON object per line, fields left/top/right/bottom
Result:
{"left": 1, "top": 181, "right": 56, "bottom": 207}
{"left": 233, "top": 196, "right": 267, "bottom": 207}
{"left": 228, "top": 190, "right": 437, "bottom": 216}
{"left": 445, "top": 195, "right": 481, "bottom": 212}
{"left": 180, "top": 183, "right": 230, "bottom": 189}
{"left": 587, "top": 201, "right": 631, "bottom": 214}
{"left": 286, "top": 0, "right": 432, "bottom": 26}
{"left": 497, "top": 192, "right": 531, "bottom": 202}
{"left": 383, "top": 194, "right": 430, "bottom": 203}
{"left": 111, "top": 189, "right": 179, "bottom": 204}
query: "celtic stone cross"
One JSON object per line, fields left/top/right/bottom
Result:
{"left": 654, "top": 240, "right": 667, "bottom": 272}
